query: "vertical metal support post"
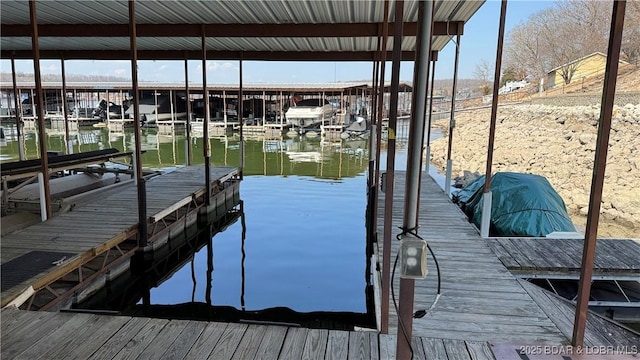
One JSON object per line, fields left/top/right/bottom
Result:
{"left": 29, "top": 0, "right": 52, "bottom": 220}
{"left": 38, "top": 172, "right": 47, "bottom": 221}
{"left": 10, "top": 53, "right": 25, "bottom": 161}
{"left": 573, "top": 0, "right": 626, "bottom": 347}
{"left": 169, "top": 89, "right": 175, "bottom": 124}
{"left": 279, "top": 91, "right": 283, "bottom": 126}
{"left": 405, "top": 0, "right": 431, "bottom": 227}
{"left": 106, "top": 89, "right": 110, "bottom": 123}
{"left": 481, "top": 0, "right": 508, "bottom": 238}
{"left": 30, "top": 88, "right": 35, "bottom": 119}
{"left": 223, "top": 90, "right": 227, "bottom": 123}
{"left": 425, "top": 58, "right": 436, "bottom": 173}
{"left": 366, "top": 58, "right": 379, "bottom": 295}
{"left": 201, "top": 26, "right": 211, "bottom": 205}
{"left": 377, "top": 0, "right": 391, "bottom": 335}
{"left": 262, "top": 90, "right": 266, "bottom": 127}
{"left": 397, "top": 1, "right": 431, "bottom": 359}
{"left": 368, "top": 61, "right": 378, "bottom": 188}
{"left": 185, "top": 56, "right": 192, "bottom": 166}
{"left": 129, "top": 0, "right": 147, "bottom": 247}
{"left": 444, "top": 33, "right": 461, "bottom": 196}
{"left": 119, "top": 90, "right": 124, "bottom": 121}
{"left": 412, "top": 4, "right": 437, "bottom": 233}
{"left": 61, "top": 58, "right": 72, "bottom": 154}
{"left": 238, "top": 55, "right": 244, "bottom": 180}
{"left": 387, "top": 0, "right": 407, "bottom": 357}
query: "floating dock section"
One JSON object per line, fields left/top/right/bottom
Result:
{"left": 1, "top": 166, "right": 240, "bottom": 311}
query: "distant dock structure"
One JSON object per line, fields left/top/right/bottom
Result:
{"left": 0, "top": 80, "right": 414, "bottom": 137}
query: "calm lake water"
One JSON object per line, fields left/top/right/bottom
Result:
{"left": 0, "top": 121, "right": 443, "bottom": 324}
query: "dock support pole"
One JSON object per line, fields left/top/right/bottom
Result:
{"left": 444, "top": 34, "right": 461, "bottom": 196}
{"left": 414, "top": 9, "right": 436, "bottom": 227}
{"left": 377, "top": 0, "right": 391, "bottom": 335}
{"left": 61, "top": 57, "right": 72, "bottom": 155}
{"left": 573, "top": 0, "right": 626, "bottom": 347}
{"left": 481, "top": 0, "right": 508, "bottom": 238}
{"left": 424, "top": 58, "right": 436, "bottom": 174}
{"left": 10, "top": 53, "right": 25, "bottom": 161}
{"left": 262, "top": 90, "right": 266, "bottom": 128}
{"left": 29, "top": 0, "right": 52, "bottom": 221}
{"left": 38, "top": 172, "right": 47, "bottom": 221}
{"left": 202, "top": 26, "right": 211, "bottom": 205}
{"left": 239, "top": 54, "right": 244, "bottom": 179}
{"left": 129, "top": 0, "right": 147, "bottom": 247}
{"left": 184, "top": 56, "right": 192, "bottom": 166}
{"left": 396, "top": 1, "right": 431, "bottom": 359}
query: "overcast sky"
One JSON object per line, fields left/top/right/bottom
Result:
{"left": 0, "top": 1, "right": 555, "bottom": 84}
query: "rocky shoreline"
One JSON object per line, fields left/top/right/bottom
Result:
{"left": 429, "top": 103, "right": 640, "bottom": 239}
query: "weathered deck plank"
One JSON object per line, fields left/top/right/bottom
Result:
{"left": 488, "top": 238, "right": 640, "bottom": 275}
{"left": 301, "top": 328, "right": 329, "bottom": 360}
{"left": 326, "top": 330, "right": 349, "bottom": 360}
{"left": 110, "top": 318, "right": 170, "bottom": 359}
{"left": 88, "top": 316, "right": 152, "bottom": 360}
{"left": 278, "top": 327, "right": 308, "bottom": 360}
{"left": 253, "top": 325, "right": 288, "bottom": 360}
{"left": 377, "top": 172, "right": 567, "bottom": 344}
{"left": 208, "top": 323, "right": 248, "bottom": 360}
{"left": 183, "top": 322, "right": 228, "bottom": 359}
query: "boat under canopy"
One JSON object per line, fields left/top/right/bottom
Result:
{"left": 453, "top": 172, "right": 577, "bottom": 237}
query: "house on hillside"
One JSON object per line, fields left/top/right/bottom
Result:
{"left": 546, "top": 52, "right": 628, "bottom": 89}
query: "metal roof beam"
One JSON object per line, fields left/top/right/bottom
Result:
{"left": 1, "top": 49, "right": 438, "bottom": 61}
{"left": 1, "top": 22, "right": 463, "bottom": 38}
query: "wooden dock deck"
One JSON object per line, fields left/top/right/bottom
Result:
{"left": 1, "top": 166, "right": 239, "bottom": 310}
{"left": 1, "top": 171, "right": 638, "bottom": 360}
{"left": 375, "top": 171, "right": 639, "bottom": 348}
{"left": 487, "top": 237, "right": 640, "bottom": 278}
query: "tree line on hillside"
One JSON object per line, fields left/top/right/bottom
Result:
{"left": 505, "top": 0, "right": 640, "bottom": 85}
{"left": 475, "top": 0, "right": 640, "bottom": 93}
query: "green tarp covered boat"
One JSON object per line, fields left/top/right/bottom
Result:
{"left": 453, "top": 172, "right": 576, "bottom": 237}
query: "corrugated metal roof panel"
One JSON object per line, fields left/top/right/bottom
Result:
{"left": 1, "top": 0, "right": 481, "bottom": 25}
{"left": 0, "top": 0, "right": 485, "bottom": 58}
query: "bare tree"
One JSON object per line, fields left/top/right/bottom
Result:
{"left": 503, "top": 0, "right": 640, "bottom": 86}
{"left": 473, "top": 59, "right": 493, "bottom": 95}
{"left": 504, "top": 10, "right": 553, "bottom": 84}
{"left": 622, "top": 0, "right": 640, "bottom": 64}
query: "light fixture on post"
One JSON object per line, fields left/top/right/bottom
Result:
{"left": 400, "top": 237, "right": 428, "bottom": 279}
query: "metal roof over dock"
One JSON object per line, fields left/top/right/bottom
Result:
{"left": 2, "top": 0, "right": 637, "bottom": 359}
{"left": 0, "top": 0, "right": 482, "bottom": 60}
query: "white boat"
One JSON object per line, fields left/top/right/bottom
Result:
{"left": 285, "top": 98, "right": 335, "bottom": 129}
{"left": 125, "top": 93, "right": 187, "bottom": 125}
